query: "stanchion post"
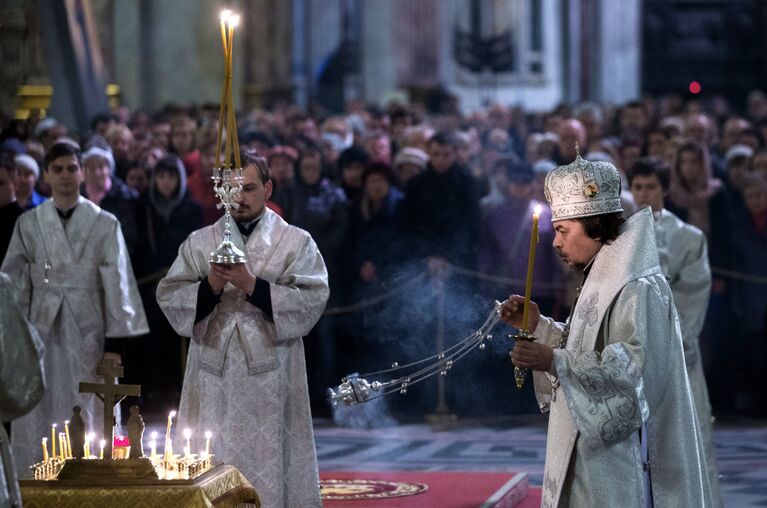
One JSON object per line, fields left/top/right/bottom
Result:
{"left": 426, "top": 278, "right": 456, "bottom": 424}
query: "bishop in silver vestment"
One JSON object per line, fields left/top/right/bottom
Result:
{"left": 0, "top": 272, "right": 45, "bottom": 508}
{"left": 2, "top": 194, "right": 148, "bottom": 471}
{"left": 504, "top": 155, "right": 712, "bottom": 507}
{"left": 157, "top": 153, "right": 329, "bottom": 507}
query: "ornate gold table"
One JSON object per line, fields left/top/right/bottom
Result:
{"left": 20, "top": 463, "right": 260, "bottom": 508}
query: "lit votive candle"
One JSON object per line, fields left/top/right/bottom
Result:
{"left": 99, "top": 439, "right": 106, "bottom": 459}
{"left": 183, "top": 428, "right": 192, "bottom": 458}
{"left": 205, "top": 431, "right": 212, "bottom": 456}
{"left": 42, "top": 437, "right": 49, "bottom": 462}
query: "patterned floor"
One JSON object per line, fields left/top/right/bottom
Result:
{"left": 315, "top": 415, "right": 767, "bottom": 507}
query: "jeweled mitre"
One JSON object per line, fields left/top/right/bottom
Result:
{"left": 544, "top": 154, "right": 623, "bottom": 221}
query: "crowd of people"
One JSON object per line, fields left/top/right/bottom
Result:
{"left": 1, "top": 90, "right": 766, "bottom": 418}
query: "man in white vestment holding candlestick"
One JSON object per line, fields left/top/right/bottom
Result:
{"left": 157, "top": 149, "right": 329, "bottom": 507}
{"left": 501, "top": 154, "right": 713, "bottom": 507}
{"left": 1, "top": 141, "right": 148, "bottom": 473}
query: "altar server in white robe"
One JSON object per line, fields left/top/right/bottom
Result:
{"left": 157, "top": 149, "right": 329, "bottom": 507}
{"left": 1, "top": 141, "right": 148, "bottom": 471}
{"left": 628, "top": 156, "right": 722, "bottom": 507}
{"left": 1, "top": 272, "right": 45, "bottom": 508}
{"left": 502, "top": 154, "right": 713, "bottom": 507}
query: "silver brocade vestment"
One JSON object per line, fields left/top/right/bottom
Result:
{"left": 531, "top": 208, "right": 712, "bottom": 507}
{"left": 1, "top": 197, "right": 148, "bottom": 473}
{"left": 0, "top": 272, "right": 45, "bottom": 508}
{"left": 653, "top": 208, "right": 723, "bottom": 507}
{"left": 156, "top": 209, "right": 329, "bottom": 508}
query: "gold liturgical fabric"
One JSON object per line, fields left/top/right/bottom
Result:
{"left": 20, "top": 464, "right": 259, "bottom": 508}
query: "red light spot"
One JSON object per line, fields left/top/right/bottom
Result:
{"left": 689, "top": 81, "right": 701, "bottom": 94}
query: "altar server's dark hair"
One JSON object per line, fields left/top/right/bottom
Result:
{"left": 241, "top": 148, "right": 270, "bottom": 184}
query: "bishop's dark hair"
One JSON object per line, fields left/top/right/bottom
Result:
{"left": 577, "top": 212, "right": 625, "bottom": 244}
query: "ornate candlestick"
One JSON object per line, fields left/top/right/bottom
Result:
{"left": 209, "top": 11, "right": 245, "bottom": 265}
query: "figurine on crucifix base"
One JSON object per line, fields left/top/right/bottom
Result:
{"left": 78, "top": 358, "right": 141, "bottom": 460}
{"left": 127, "top": 406, "right": 145, "bottom": 459}
{"left": 69, "top": 406, "right": 86, "bottom": 459}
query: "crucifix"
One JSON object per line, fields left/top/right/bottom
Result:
{"left": 79, "top": 359, "right": 141, "bottom": 460}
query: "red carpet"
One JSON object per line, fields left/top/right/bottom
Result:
{"left": 320, "top": 471, "right": 540, "bottom": 507}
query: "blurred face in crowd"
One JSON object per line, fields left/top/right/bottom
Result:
{"left": 154, "top": 169, "right": 179, "bottom": 200}
{"left": 726, "top": 158, "right": 751, "bottom": 190}
{"left": 14, "top": 164, "right": 37, "bottom": 201}
{"left": 646, "top": 132, "right": 668, "bottom": 159}
{"left": 299, "top": 152, "right": 323, "bottom": 186}
{"left": 170, "top": 126, "right": 195, "bottom": 156}
{"left": 41, "top": 125, "right": 68, "bottom": 150}
{"left": 630, "top": 174, "right": 666, "bottom": 212}
{"left": 507, "top": 181, "right": 533, "bottom": 200}
{"left": 743, "top": 183, "right": 767, "bottom": 216}
{"left": 621, "top": 145, "right": 642, "bottom": 174}
{"left": 721, "top": 118, "right": 750, "bottom": 151}
{"left": 45, "top": 154, "right": 83, "bottom": 200}
{"left": 342, "top": 162, "right": 365, "bottom": 190}
{"left": 108, "top": 130, "right": 133, "bottom": 161}
{"left": 427, "top": 141, "right": 456, "bottom": 174}
{"left": 0, "top": 167, "right": 15, "bottom": 207}
{"left": 142, "top": 146, "right": 166, "bottom": 169}
{"left": 396, "top": 162, "right": 422, "bottom": 185}
{"left": 232, "top": 164, "right": 272, "bottom": 222}
{"left": 558, "top": 119, "right": 587, "bottom": 163}
{"left": 84, "top": 156, "right": 112, "bottom": 191}
{"left": 753, "top": 151, "right": 767, "bottom": 181}
{"left": 364, "top": 173, "right": 390, "bottom": 204}
{"left": 152, "top": 122, "right": 171, "bottom": 149}
{"left": 366, "top": 135, "right": 392, "bottom": 164}
{"left": 678, "top": 149, "right": 706, "bottom": 188}
{"left": 125, "top": 165, "right": 149, "bottom": 195}
{"left": 620, "top": 105, "right": 649, "bottom": 134}
{"left": 552, "top": 219, "right": 602, "bottom": 269}
{"left": 269, "top": 155, "right": 294, "bottom": 187}
{"left": 684, "top": 114, "right": 712, "bottom": 145}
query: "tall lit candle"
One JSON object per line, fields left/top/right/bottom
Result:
{"left": 164, "top": 411, "right": 176, "bottom": 462}
{"left": 64, "top": 420, "right": 72, "bottom": 458}
{"left": 183, "top": 428, "right": 192, "bottom": 458}
{"left": 228, "top": 15, "right": 242, "bottom": 170}
{"left": 215, "top": 9, "right": 232, "bottom": 167}
{"left": 51, "top": 424, "right": 57, "bottom": 460}
{"left": 42, "top": 437, "right": 49, "bottom": 462}
{"left": 521, "top": 205, "right": 542, "bottom": 332}
{"left": 85, "top": 432, "right": 94, "bottom": 458}
{"left": 99, "top": 439, "right": 106, "bottom": 459}
{"left": 205, "top": 431, "right": 212, "bottom": 456}
{"left": 58, "top": 433, "right": 67, "bottom": 460}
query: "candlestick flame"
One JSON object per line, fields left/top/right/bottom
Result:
{"left": 42, "top": 437, "right": 47, "bottom": 443}
{"left": 534, "top": 204, "right": 543, "bottom": 215}
{"left": 205, "top": 431, "right": 212, "bottom": 439}
{"left": 220, "top": 10, "right": 232, "bottom": 22}
{"left": 183, "top": 428, "right": 192, "bottom": 440}
{"left": 87, "top": 432, "right": 95, "bottom": 442}
{"left": 99, "top": 439, "right": 106, "bottom": 448}
{"left": 169, "top": 410, "right": 177, "bottom": 418}
{"left": 229, "top": 14, "right": 240, "bottom": 28}
{"left": 151, "top": 431, "right": 158, "bottom": 440}
{"left": 64, "top": 420, "right": 69, "bottom": 425}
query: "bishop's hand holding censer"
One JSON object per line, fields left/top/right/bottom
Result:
{"left": 327, "top": 206, "right": 542, "bottom": 407}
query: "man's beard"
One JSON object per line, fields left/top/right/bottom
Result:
{"left": 556, "top": 247, "right": 586, "bottom": 271}
{"left": 232, "top": 204, "right": 263, "bottom": 223}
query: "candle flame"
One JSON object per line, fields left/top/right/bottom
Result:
{"left": 183, "top": 428, "right": 192, "bottom": 439}
{"left": 534, "top": 204, "right": 543, "bottom": 215}
{"left": 52, "top": 423, "right": 57, "bottom": 428}
{"left": 99, "top": 439, "right": 106, "bottom": 448}
{"left": 205, "top": 431, "right": 212, "bottom": 439}
{"left": 229, "top": 14, "right": 240, "bottom": 28}
{"left": 151, "top": 431, "right": 158, "bottom": 440}
{"left": 64, "top": 420, "right": 69, "bottom": 425}
{"left": 220, "top": 9, "right": 232, "bottom": 22}
{"left": 42, "top": 437, "right": 47, "bottom": 443}
{"left": 169, "top": 410, "right": 177, "bottom": 418}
